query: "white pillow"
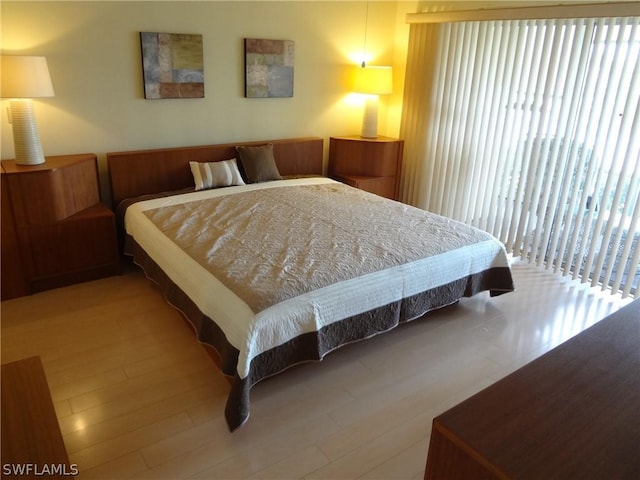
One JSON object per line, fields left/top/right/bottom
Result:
{"left": 190, "top": 158, "right": 246, "bottom": 190}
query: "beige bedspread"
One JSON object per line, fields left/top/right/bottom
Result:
{"left": 143, "top": 182, "right": 494, "bottom": 313}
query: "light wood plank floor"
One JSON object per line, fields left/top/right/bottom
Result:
{"left": 1, "top": 259, "right": 632, "bottom": 479}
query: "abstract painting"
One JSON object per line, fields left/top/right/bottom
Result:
{"left": 140, "top": 32, "right": 204, "bottom": 99}
{"left": 244, "top": 38, "right": 294, "bottom": 98}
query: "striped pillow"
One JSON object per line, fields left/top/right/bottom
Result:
{"left": 189, "top": 158, "right": 246, "bottom": 191}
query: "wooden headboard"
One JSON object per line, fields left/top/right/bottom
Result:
{"left": 106, "top": 137, "right": 324, "bottom": 208}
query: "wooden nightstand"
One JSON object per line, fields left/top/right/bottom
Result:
{"left": 328, "top": 136, "right": 404, "bottom": 200}
{"left": 1, "top": 154, "right": 120, "bottom": 299}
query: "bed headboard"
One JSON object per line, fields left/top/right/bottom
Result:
{"left": 107, "top": 137, "right": 324, "bottom": 208}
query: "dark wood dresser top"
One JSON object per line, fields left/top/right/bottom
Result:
{"left": 425, "top": 298, "right": 640, "bottom": 479}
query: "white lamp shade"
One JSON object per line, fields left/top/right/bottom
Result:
{"left": 353, "top": 66, "right": 393, "bottom": 95}
{"left": 1, "top": 56, "right": 54, "bottom": 165}
{"left": 1, "top": 56, "right": 54, "bottom": 98}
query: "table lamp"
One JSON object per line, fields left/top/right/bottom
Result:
{"left": 1, "top": 55, "right": 55, "bottom": 165}
{"left": 353, "top": 65, "right": 393, "bottom": 139}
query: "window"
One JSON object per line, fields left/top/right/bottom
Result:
{"left": 401, "top": 16, "right": 639, "bottom": 297}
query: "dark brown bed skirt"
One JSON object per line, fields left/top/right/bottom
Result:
{"left": 125, "top": 236, "right": 515, "bottom": 431}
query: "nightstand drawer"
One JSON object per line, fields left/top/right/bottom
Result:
{"left": 334, "top": 175, "right": 397, "bottom": 200}
{"left": 24, "top": 204, "right": 120, "bottom": 291}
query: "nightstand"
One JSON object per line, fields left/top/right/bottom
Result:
{"left": 1, "top": 154, "right": 120, "bottom": 299}
{"left": 328, "top": 136, "right": 404, "bottom": 200}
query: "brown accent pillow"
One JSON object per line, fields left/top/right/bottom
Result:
{"left": 235, "top": 144, "right": 282, "bottom": 183}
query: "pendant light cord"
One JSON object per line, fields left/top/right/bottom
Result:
{"left": 362, "top": 1, "right": 369, "bottom": 68}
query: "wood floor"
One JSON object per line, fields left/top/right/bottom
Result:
{"left": 0, "top": 259, "right": 631, "bottom": 479}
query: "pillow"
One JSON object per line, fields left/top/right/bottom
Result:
{"left": 235, "top": 143, "right": 282, "bottom": 183}
{"left": 189, "top": 158, "right": 246, "bottom": 191}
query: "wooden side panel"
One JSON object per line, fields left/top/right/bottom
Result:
{"left": 1, "top": 171, "right": 30, "bottom": 299}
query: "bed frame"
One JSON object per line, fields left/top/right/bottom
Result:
{"left": 105, "top": 137, "right": 514, "bottom": 431}
{"left": 107, "top": 137, "right": 324, "bottom": 208}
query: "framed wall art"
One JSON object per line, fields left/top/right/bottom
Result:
{"left": 140, "top": 32, "right": 204, "bottom": 99}
{"left": 244, "top": 38, "right": 294, "bottom": 98}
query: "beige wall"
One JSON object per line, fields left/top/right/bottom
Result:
{"left": 1, "top": 1, "right": 416, "bottom": 199}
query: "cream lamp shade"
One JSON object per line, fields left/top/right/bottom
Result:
{"left": 353, "top": 66, "right": 393, "bottom": 95}
{"left": 352, "top": 65, "right": 393, "bottom": 138}
{"left": 1, "top": 55, "right": 55, "bottom": 165}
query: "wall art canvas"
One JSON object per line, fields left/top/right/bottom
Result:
{"left": 244, "top": 38, "right": 294, "bottom": 98}
{"left": 140, "top": 32, "right": 204, "bottom": 99}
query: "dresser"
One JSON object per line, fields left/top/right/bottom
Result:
{"left": 1, "top": 356, "right": 74, "bottom": 478}
{"left": 1, "top": 154, "right": 120, "bottom": 299}
{"left": 424, "top": 299, "right": 640, "bottom": 479}
{"left": 328, "top": 136, "right": 404, "bottom": 201}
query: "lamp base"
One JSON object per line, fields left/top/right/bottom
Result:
{"left": 10, "top": 99, "right": 46, "bottom": 165}
{"left": 360, "top": 95, "right": 379, "bottom": 139}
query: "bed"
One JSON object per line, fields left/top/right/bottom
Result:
{"left": 107, "top": 137, "right": 515, "bottom": 431}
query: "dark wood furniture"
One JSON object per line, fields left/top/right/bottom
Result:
{"left": 107, "top": 137, "right": 324, "bottom": 208}
{"left": 1, "top": 154, "right": 120, "bottom": 300}
{"left": 328, "top": 135, "right": 403, "bottom": 200}
{"left": 424, "top": 298, "right": 640, "bottom": 480}
{"left": 1, "top": 356, "right": 74, "bottom": 478}
{"left": 1, "top": 171, "right": 28, "bottom": 299}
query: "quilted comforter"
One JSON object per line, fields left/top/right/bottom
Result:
{"left": 123, "top": 177, "right": 514, "bottom": 430}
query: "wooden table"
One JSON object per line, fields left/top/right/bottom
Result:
{"left": 424, "top": 298, "right": 640, "bottom": 479}
{"left": 1, "top": 356, "right": 74, "bottom": 478}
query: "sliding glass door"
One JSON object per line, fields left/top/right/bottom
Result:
{"left": 401, "top": 16, "right": 639, "bottom": 297}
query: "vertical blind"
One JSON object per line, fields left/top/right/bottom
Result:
{"left": 400, "top": 16, "right": 639, "bottom": 298}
